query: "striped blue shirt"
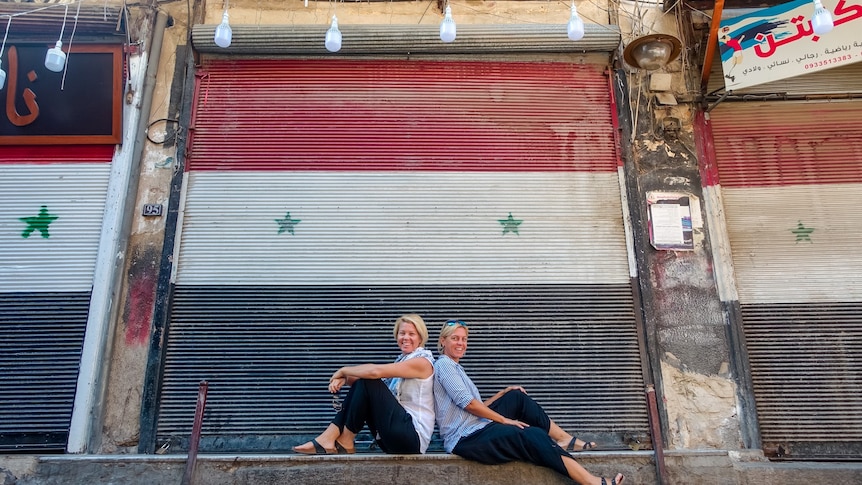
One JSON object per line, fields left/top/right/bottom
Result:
{"left": 433, "top": 355, "right": 491, "bottom": 453}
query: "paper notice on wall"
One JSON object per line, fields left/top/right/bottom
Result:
{"left": 647, "top": 192, "right": 694, "bottom": 251}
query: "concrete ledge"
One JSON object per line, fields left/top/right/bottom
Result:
{"left": 2, "top": 452, "right": 654, "bottom": 485}
{"left": 3, "top": 450, "right": 861, "bottom": 484}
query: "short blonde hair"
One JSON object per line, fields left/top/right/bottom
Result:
{"left": 394, "top": 314, "right": 428, "bottom": 347}
{"left": 437, "top": 320, "right": 469, "bottom": 353}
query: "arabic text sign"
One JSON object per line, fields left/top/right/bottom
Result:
{"left": 0, "top": 44, "right": 122, "bottom": 145}
{"left": 719, "top": 0, "right": 862, "bottom": 91}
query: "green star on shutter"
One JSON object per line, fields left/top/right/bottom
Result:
{"left": 276, "top": 212, "right": 301, "bottom": 235}
{"left": 791, "top": 221, "right": 814, "bottom": 243}
{"left": 498, "top": 212, "right": 523, "bottom": 236}
{"left": 20, "top": 205, "right": 58, "bottom": 239}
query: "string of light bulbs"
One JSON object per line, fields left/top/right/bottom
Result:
{"left": 0, "top": 0, "right": 89, "bottom": 89}
{"left": 210, "top": 1, "right": 590, "bottom": 50}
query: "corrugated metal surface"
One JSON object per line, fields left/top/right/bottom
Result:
{"left": 0, "top": 3, "right": 126, "bottom": 41}
{"left": 174, "top": 171, "right": 631, "bottom": 286}
{"left": 158, "top": 286, "right": 647, "bottom": 452}
{"left": 0, "top": 146, "right": 112, "bottom": 452}
{"left": 710, "top": 100, "right": 862, "bottom": 460}
{"left": 157, "top": 59, "right": 648, "bottom": 452}
{"left": 0, "top": 164, "right": 112, "bottom": 292}
{"left": 188, "top": 59, "right": 617, "bottom": 171}
{"left": 742, "top": 303, "right": 862, "bottom": 459}
{"left": 710, "top": 101, "right": 862, "bottom": 188}
{"left": 0, "top": 293, "right": 90, "bottom": 452}
{"left": 706, "top": 55, "right": 862, "bottom": 97}
{"left": 191, "top": 24, "right": 621, "bottom": 55}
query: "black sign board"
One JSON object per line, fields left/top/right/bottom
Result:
{"left": 0, "top": 43, "right": 123, "bottom": 145}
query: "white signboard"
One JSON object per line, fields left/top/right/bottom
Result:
{"left": 719, "top": 0, "right": 862, "bottom": 91}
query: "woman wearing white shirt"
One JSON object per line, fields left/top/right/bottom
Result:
{"left": 293, "top": 314, "right": 435, "bottom": 454}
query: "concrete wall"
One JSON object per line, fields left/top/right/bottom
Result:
{"left": 96, "top": 0, "right": 745, "bottom": 457}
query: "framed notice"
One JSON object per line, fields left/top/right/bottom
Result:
{"left": 0, "top": 43, "right": 123, "bottom": 145}
{"left": 647, "top": 192, "right": 694, "bottom": 251}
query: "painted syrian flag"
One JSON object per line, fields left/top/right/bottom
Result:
{"left": 157, "top": 60, "right": 649, "bottom": 450}
{"left": 0, "top": 147, "right": 112, "bottom": 452}
{"left": 708, "top": 101, "right": 862, "bottom": 455}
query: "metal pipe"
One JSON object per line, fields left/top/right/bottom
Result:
{"left": 646, "top": 384, "right": 668, "bottom": 485}
{"left": 700, "top": 0, "right": 725, "bottom": 92}
{"left": 181, "top": 381, "right": 209, "bottom": 485}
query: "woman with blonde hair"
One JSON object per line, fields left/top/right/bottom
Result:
{"left": 434, "top": 319, "right": 623, "bottom": 485}
{"left": 293, "top": 314, "right": 435, "bottom": 454}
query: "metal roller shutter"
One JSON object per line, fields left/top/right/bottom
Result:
{"left": 156, "top": 59, "right": 649, "bottom": 452}
{"left": 710, "top": 100, "right": 862, "bottom": 460}
{"left": 0, "top": 146, "right": 114, "bottom": 452}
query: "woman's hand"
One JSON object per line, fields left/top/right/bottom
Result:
{"left": 329, "top": 376, "right": 346, "bottom": 394}
{"left": 501, "top": 417, "right": 529, "bottom": 429}
{"left": 329, "top": 367, "right": 347, "bottom": 393}
{"left": 505, "top": 386, "right": 526, "bottom": 394}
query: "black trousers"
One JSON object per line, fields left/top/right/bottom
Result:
{"left": 331, "top": 378, "right": 420, "bottom": 454}
{"left": 452, "top": 390, "right": 570, "bottom": 477}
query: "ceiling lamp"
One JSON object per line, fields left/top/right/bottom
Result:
{"left": 325, "top": 15, "right": 342, "bottom": 53}
{"left": 811, "top": 0, "right": 834, "bottom": 35}
{"left": 214, "top": 10, "right": 232, "bottom": 48}
{"left": 623, "top": 34, "right": 682, "bottom": 71}
{"left": 567, "top": 3, "right": 584, "bottom": 41}
{"left": 440, "top": 6, "right": 456, "bottom": 43}
{"left": 45, "top": 4, "right": 69, "bottom": 72}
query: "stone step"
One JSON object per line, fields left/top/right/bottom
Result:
{"left": 3, "top": 450, "right": 862, "bottom": 484}
{"left": 4, "top": 452, "right": 654, "bottom": 485}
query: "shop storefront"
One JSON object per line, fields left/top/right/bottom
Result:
{"left": 140, "top": 23, "right": 654, "bottom": 452}
{"left": 703, "top": 61, "right": 862, "bottom": 459}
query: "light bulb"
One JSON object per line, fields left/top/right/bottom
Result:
{"left": 567, "top": 4, "right": 585, "bottom": 41}
{"left": 214, "top": 11, "right": 232, "bottom": 48}
{"left": 0, "top": 64, "right": 6, "bottom": 90}
{"left": 811, "top": 0, "right": 834, "bottom": 35}
{"left": 45, "top": 40, "right": 66, "bottom": 73}
{"left": 440, "top": 6, "right": 456, "bottom": 43}
{"left": 325, "top": 15, "right": 342, "bottom": 53}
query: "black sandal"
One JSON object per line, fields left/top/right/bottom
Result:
{"left": 292, "top": 438, "right": 336, "bottom": 455}
{"left": 565, "top": 437, "right": 596, "bottom": 452}
{"left": 601, "top": 473, "right": 624, "bottom": 485}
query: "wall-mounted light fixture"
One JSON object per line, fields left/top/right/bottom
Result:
{"left": 623, "top": 34, "right": 681, "bottom": 71}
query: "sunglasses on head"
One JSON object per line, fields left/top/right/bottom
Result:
{"left": 446, "top": 319, "right": 467, "bottom": 328}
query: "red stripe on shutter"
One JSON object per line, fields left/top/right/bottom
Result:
{"left": 710, "top": 101, "right": 862, "bottom": 188}
{"left": 0, "top": 145, "right": 114, "bottom": 163}
{"left": 188, "top": 59, "right": 615, "bottom": 172}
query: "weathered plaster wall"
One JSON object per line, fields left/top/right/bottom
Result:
{"left": 617, "top": 5, "right": 743, "bottom": 447}
{"left": 99, "top": 2, "right": 187, "bottom": 453}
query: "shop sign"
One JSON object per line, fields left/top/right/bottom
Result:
{"left": 719, "top": 0, "right": 862, "bottom": 91}
{"left": 1, "top": 44, "right": 122, "bottom": 145}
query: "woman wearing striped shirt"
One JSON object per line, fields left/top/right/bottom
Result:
{"left": 292, "top": 314, "right": 435, "bottom": 455}
{"left": 433, "top": 320, "right": 624, "bottom": 485}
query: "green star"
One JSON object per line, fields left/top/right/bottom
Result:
{"left": 20, "top": 205, "right": 58, "bottom": 239}
{"left": 498, "top": 212, "right": 523, "bottom": 236}
{"left": 276, "top": 212, "right": 301, "bottom": 235}
{"left": 791, "top": 221, "right": 814, "bottom": 243}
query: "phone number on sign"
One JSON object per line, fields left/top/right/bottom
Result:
{"left": 805, "top": 54, "right": 856, "bottom": 70}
